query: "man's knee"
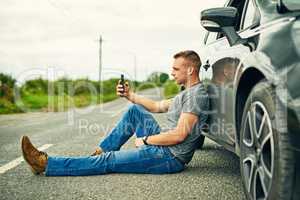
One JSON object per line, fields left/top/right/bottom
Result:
{"left": 127, "top": 104, "right": 146, "bottom": 114}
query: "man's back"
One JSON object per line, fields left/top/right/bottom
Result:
{"left": 166, "top": 82, "right": 209, "bottom": 164}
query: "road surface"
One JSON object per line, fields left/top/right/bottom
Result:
{"left": 0, "top": 88, "right": 246, "bottom": 200}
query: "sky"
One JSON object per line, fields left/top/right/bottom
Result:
{"left": 0, "top": 0, "right": 225, "bottom": 83}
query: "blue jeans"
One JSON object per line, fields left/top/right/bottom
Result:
{"left": 45, "top": 104, "right": 184, "bottom": 176}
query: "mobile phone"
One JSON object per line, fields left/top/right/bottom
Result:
{"left": 120, "top": 74, "right": 125, "bottom": 93}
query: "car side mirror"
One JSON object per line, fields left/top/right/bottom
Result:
{"left": 200, "top": 7, "right": 247, "bottom": 47}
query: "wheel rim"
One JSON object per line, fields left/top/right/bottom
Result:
{"left": 241, "top": 101, "right": 274, "bottom": 200}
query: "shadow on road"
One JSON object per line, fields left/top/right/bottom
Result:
{"left": 185, "top": 141, "right": 241, "bottom": 177}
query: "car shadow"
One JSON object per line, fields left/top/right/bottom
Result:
{"left": 184, "top": 141, "right": 241, "bottom": 176}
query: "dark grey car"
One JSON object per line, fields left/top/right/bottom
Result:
{"left": 198, "top": 0, "right": 300, "bottom": 199}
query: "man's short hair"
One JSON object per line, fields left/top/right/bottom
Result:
{"left": 173, "top": 50, "right": 202, "bottom": 71}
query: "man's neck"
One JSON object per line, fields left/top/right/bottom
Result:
{"left": 184, "top": 77, "right": 201, "bottom": 89}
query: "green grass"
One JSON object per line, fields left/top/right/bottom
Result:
{"left": 0, "top": 74, "right": 166, "bottom": 114}
{"left": 0, "top": 82, "right": 159, "bottom": 114}
{"left": 1, "top": 93, "right": 119, "bottom": 114}
{"left": 22, "top": 94, "right": 49, "bottom": 110}
{"left": 100, "top": 93, "right": 118, "bottom": 103}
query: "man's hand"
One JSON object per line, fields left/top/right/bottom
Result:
{"left": 116, "top": 80, "right": 131, "bottom": 99}
{"left": 115, "top": 79, "right": 171, "bottom": 113}
{"left": 135, "top": 138, "right": 144, "bottom": 148}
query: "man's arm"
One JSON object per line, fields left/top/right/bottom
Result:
{"left": 135, "top": 112, "right": 198, "bottom": 147}
{"left": 116, "top": 81, "right": 172, "bottom": 113}
{"left": 129, "top": 93, "right": 172, "bottom": 113}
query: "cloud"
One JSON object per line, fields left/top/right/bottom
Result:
{"left": 0, "top": 0, "right": 225, "bottom": 81}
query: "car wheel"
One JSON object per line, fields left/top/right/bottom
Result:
{"left": 239, "top": 81, "right": 295, "bottom": 200}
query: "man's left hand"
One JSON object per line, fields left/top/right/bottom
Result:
{"left": 135, "top": 138, "right": 144, "bottom": 148}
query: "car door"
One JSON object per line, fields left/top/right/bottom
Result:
{"left": 202, "top": 0, "right": 259, "bottom": 149}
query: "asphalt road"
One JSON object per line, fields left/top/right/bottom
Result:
{"left": 0, "top": 88, "right": 246, "bottom": 200}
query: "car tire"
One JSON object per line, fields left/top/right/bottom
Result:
{"left": 196, "top": 135, "right": 205, "bottom": 149}
{"left": 239, "top": 81, "right": 295, "bottom": 200}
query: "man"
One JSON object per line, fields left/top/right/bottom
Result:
{"left": 21, "top": 50, "right": 209, "bottom": 176}
{"left": 211, "top": 57, "right": 239, "bottom": 86}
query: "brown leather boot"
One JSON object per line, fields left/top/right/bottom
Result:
{"left": 21, "top": 136, "right": 48, "bottom": 175}
{"left": 90, "top": 147, "right": 103, "bottom": 156}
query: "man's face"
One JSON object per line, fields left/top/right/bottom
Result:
{"left": 171, "top": 57, "right": 189, "bottom": 85}
{"left": 224, "top": 64, "right": 236, "bottom": 83}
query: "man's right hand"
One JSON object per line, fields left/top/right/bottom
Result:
{"left": 116, "top": 80, "right": 131, "bottom": 99}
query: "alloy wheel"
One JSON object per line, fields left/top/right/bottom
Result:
{"left": 241, "top": 101, "right": 275, "bottom": 200}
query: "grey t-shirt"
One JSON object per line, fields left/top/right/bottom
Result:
{"left": 167, "top": 82, "right": 209, "bottom": 164}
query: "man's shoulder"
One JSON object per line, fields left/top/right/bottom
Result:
{"left": 183, "top": 84, "right": 208, "bottom": 97}
{"left": 172, "top": 83, "right": 209, "bottom": 106}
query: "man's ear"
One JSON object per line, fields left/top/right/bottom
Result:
{"left": 187, "top": 67, "right": 194, "bottom": 75}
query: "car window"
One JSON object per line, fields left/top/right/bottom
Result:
{"left": 282, "top": 0, "right": 300, "bottom": 11}
{"left": 205, "top": 32, "right": 218, "bottom": 45}
{"left": 242, "top": 0, "right": 256, "bottom": 29}
{"left": 217, "top": 0, "right": 247, "bottom": 39}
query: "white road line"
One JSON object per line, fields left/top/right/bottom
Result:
{"left": 0, "top": 143, "right": 53, "bottom": 174}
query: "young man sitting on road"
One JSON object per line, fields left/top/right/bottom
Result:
{"left": 21, "top": 50, "right": 209, "bottom": 176}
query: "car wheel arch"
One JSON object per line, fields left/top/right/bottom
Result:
{"left": 235, "top": 67, "right": 265, "bottom": 150}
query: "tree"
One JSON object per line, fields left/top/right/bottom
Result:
{"left": 147, "top": 72, "right": 169, "bottom": 86}
{"left": 0, "top": 73, "right": 16, "bottom": 88}
{"left": 159, "top": 73, "right": 169, "bottom": 84}
{"left": 0, "top": 73, "right": 16, "bottom": 101}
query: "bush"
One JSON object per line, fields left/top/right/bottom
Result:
{"left": 136, "top": 82, "right": 156, "bottom": 91}
{"left": 0, "top": 73, "right": 16, "bottom": 88}
{"left": 0, "top": 73, "right": 166, "bottom": 114}
{"left": 163, "top": 80, "right": 180, "bottom": 98}
{"left": 0, "top": 73, "right": 16, "bottom": 102}
{"left": 21, "top": 77, "right": 49, "bottom": 95}
{"left": 72, "top": 78, "right": 94, "bottom": 96}
{"left": 101, "top": 78, "right": 119, "bottom": 95}
{"left": 147, "top": 72, "right": 169, "bottom": 87}
{"left": 21, "top": 94, "right": 49, "bottom": 110}
{"left": 0, "top": 98, "right": 23, "bottom": 114}
{"left": 53, "top": 77, "right": 73, "bottom": 95}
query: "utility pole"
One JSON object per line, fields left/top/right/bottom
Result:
{"left": 133, "top": 54, "right": 137, "bottom": 82}
{"left": 97, "top": 35, "right": 103, "bottom": 106}
{"left": 98, "top": 35, "right": 103, "bottom": 82}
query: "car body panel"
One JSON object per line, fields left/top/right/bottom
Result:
{"left": 201, "top": 0, "right": 300, "bottom": 156}
{"left": 200, "top": 0, "right": 300, "bottom": 198}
